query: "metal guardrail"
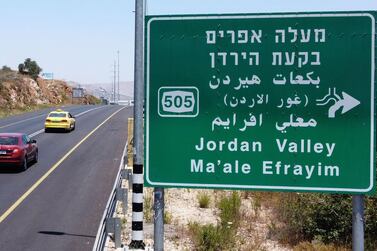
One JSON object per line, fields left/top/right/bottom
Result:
{"left": 92, "top": 143, "right": 128, "bottom": 251}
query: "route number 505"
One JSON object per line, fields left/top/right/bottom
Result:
{"left": 158, "top": 87, "right": 199, "bottom": 117}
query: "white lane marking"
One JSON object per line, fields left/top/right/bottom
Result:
{"left": 29, "top": 129, "right": 45, "bottom": 138}
{"left": 28, "top": 106, "right": 107, "bottom": 138}
{"left": 73, "top": 106, "right": 105, "bottom": 117}
{"left": 0, "top": 114, "right": 46, "bottom": 129}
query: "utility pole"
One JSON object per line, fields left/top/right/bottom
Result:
{"left": 117, "top": 50, "right": 120, "bottom": 102}
{"left": 113, "top": 60, "right": 116, "bottom": 103}
{"left": 129, "top": 0, "right": 145, "bottom": 249}
{"left": 110, "top": 75, "right": 114, "bottom": 104}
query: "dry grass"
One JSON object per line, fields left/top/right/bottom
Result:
{"left": 164, "top": 210, "right": 172, "bottom": 224}
{"left": 197, "top": 192, "right": 211, "bottom": 208}
{"left": 143, "top": 188, "right": 153, "bottom": 223}
{"left": 293, "top": 241, "right": 350, "bottom": 251}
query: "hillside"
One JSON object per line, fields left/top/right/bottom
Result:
{"left": 81, "top": 81, "right": 134, "bottom": 100}
{"left": 0, "top": 69, "right": 99, "bottom": 111}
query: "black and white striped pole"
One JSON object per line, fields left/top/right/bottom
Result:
{"left": 130, "top": 164, "right": 145, "bottom": 249}
{"left": 129, "top": 0, "right": 145, "bottom": 249}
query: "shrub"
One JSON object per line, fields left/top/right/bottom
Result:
{"left": 274, "top": 194, "right": 352, "bottom": 245}
{"left": 364, "top": 195, "right": 377, "bottom": 249}
{"left": 143, "top": 191, "right": 153, "bottom": 223}
{"left": 218, "top": 191, "right": 241, "bottom": 229}
{"left": 188, "top": 222, "right": 223, "bottom": 251}
{"left": 197, "top": 192, "right": 211, "bottom": 208}
{"left": 164, "top": 211, "right": 172, "bottom": 224}
{"left": 189, "top": 191, "right": 242, "bottom": 250}
{"left": 293, "top": 241, "right": 348, "bottom": 251}
{"left": 272, "top": 193, "right": 377, "bottom": 248}
{"left": 2, "top": 65, "right": 11, "bottom": 71}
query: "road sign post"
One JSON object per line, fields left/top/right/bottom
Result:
{"left": 352, "top": 195, "right": 364, "bottom": 251}
{"left": 145, "top": 12, "right": 376, "bottom": 193}
{"left": 130, "top": 0, "right": 145, "bottom": 249}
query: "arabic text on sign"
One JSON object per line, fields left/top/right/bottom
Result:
{"left": 272, "top": 71, "right": 320, "bottom": 86}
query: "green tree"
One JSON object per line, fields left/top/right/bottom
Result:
{"left": 18, "top": 58, "right": 42, "bottom": 80}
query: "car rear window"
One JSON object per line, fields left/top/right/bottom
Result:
{"left": 0, "top": 136, "right": 18, "bottom": 145}
{"left": 49, "top": 113, "right": 66, "bottom": 118}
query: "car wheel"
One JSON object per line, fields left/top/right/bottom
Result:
{"left": 33, "top": 151, "right": 38, "bottom": 163}
{"left": 72, "top": 123, "right": 75, "bottom": 131}
{"left": 45, "top": 128, "right": 49, "bottom": 133}
{"left": 20, "top": 157, "right": 28, "bottom": 171}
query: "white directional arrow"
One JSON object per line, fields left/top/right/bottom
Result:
{"left": 340, "top": 91, "right": 360, "bottom": 114}
{"left": 328, "top": 91, "right": 360, "bottom": 118}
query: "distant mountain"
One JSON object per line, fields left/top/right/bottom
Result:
{"left": 81, "top": 81, "right": 134, "bottom": 101}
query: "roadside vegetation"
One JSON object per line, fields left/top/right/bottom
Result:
{"left": 189, "top": 191, "right": 241, "bottom": 250}
{"left": 143, "top": 188, "right": 174, "bottom": 225}
{"left": 197, "top": 192, "right": 211, "bottom": 208}
{"left": 253, "top": 192, "right": 377, "bottom": 250}
{"left": 117, "top": 185, "right": 377, "bottom": 250}
{"left": 18, "top": 58, "right": 42, "bottom": 80}
{"left": 144, "top": 189, "right": 153, "bottom": 223}
{"left": 185, "top": 191, "right": 377, "bottom": 250}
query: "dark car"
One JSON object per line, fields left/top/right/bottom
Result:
{"left": 0, "top": 133, "right": 38, "bottom": 171}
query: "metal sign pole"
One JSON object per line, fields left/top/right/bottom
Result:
{"left": 129, "top": 0, "right": 145, "bottom": 249}
{"left": 352, "top": 195, "right": 364, "bottom": 251}
{"left": 154, "top": 188, "right": 164, "bottom": 251}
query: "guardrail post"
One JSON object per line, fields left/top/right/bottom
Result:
{"left": 121, "top": 169, "right": 133, "bottom": 189}
{"left": 117, "top": 187, "right": 128, "bottom": 214}
{"left": 106, "top": 218, "right": 122, "bottom": 249}
{"left": 128, "top": 173, "right": 133, "bottom": 189}
{"left": 121, "top": 169, "right": 132, "bottom": 180}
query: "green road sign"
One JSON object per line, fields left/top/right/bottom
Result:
{"left": 145, "top": 12, "right": 376, "bottom": 194}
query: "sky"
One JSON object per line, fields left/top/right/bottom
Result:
{"left": 1, "top": 0, "right": 376, "bottom": 85}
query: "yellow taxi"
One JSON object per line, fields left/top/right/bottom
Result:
{"left": 44, "top": 109, "right": 76, "bottom": 132}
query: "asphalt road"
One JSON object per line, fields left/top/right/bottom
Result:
{"left": 0, "top": 105, "right": 133, "bottom": 251}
